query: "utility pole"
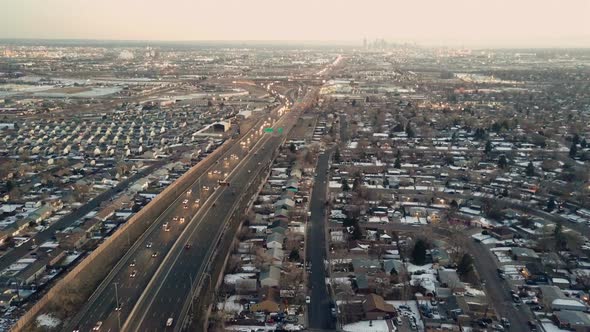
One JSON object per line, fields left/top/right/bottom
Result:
{"left": 114, "top": 282, "right": 121, "bottom": 331}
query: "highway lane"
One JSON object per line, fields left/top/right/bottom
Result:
{"left": 307, "top": 150, "right": 336, "bottom": 330}
{"left": 129, "top": 130, "right": 276, "bottom": 331}
{"left": 68, "top": 107, "right": 281, "bottom": 332}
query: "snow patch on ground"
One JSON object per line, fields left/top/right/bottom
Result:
{"left": 464, "top": 285, "right": 486, "bottom": 297}
{"left": 36, "top": 314, "right": 61, "bottom": 328}
{"left": 342, "top": 319, "right": 393, "bottom": 332}
{"left": 224, "top": 273, "right": 256, "bottom": 285}
{"left": 405, "top": 263, "right": 434, "bottom": 273}
{"left": 217, "top": 295, "right": 245, "bottom": 313}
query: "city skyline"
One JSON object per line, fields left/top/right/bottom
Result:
{"left": 1, "top": 0, "right": 590, "bottom": 48}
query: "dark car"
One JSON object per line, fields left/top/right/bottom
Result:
{"left": 528, "top": 320, "right": 538, "bottom": 331}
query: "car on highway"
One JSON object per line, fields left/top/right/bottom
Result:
{"left": 166, "top": 317, "right": 174, "bottom": 327}
{"left": 194, "top": 199, "right": 200, "bottom": 204}
{"left": 172, "top": 216, "right": 178, "bottom": 221}
{"left": 130, "top": 270, "right": 137, "bottom": 278}
{"left": 182, "top": 199, "right": 189, "bottom": 205}
{"left": 152, "top": 252, "right": 158, "bottom": 258}
{"left": 146, "top": 242, "right": 153, "bottom": 248}
{"left": 305, "top": 296, "right": 310, "bottom": 304}
{"left": 129, "top": 260, "right": 136, "bottom": 267}
{"left": 186, "top": 189, "right": 192, "bottom": 195}
{"left": 115, "top": 303, "right": 122, "bottom": 311}
{"left": 185, "top": 244, "right": 192, "bottom": 250}
{"left": 163, "top": 222, "right": 170, "bottom": 231}
{"left": 92, "top": 321, "right": 103, "bottom": 331}
{"left": 179, "top": 217, "right": 185, "bottom": 223}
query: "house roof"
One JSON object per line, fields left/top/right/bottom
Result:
{"left": 363, "top": 293, "right": 395, "bottom": 313}
{"left": 539, "top": 285, "right": 567, "bottom": 303}
{"left": 383, "top": 259, "right": 403, "bottom": 274}
{"left": 511, "top": 247, "right": 539, "bottom": 259}
{"left": 355, "top": 273, "right": 369, "bottom": 289}
{"left": 352, "top": 258, "right": 381, "bottom": 271}
{"left": 260, "top": 265, "right": 281, "bottom": 282}
{"left": 555, "top": 310, "right": 590, "bottom": 327}
{"left": 267, "top": 232, "right": 284, "bottom": 244}
{"left": 438, "top": 269, "right": 465, "bottom": 289}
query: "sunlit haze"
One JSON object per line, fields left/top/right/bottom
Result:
{"left": 1, "top": 0, "right": 590, "bottom": 47}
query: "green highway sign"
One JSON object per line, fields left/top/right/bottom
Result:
{"left": 264, "top": 127, "right": 284, "bottom": 134}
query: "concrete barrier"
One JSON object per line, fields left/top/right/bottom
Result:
{"left": 11, "top": 139, "right": 233, "bottom": 332}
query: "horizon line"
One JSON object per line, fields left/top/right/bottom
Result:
{"left": 1, "top": 37, "right": 590, "bottom": 50}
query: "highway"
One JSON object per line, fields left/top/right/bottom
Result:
{"left": 67, "top": 103, "right": 287, "bottom": 332}
{"left": 128, "top": 123, "right": 279, "bottom": 331}
{"left": 127, "top": 88, "right": 310, "bottom": 331}
{"left": 306, "top": 150, "right": 336, "bottom": 330}
{"left": 65, "top": 58, "right": 331, "bottom": 332}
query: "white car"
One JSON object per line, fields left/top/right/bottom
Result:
{"left": 166, "top": 317, "right": 174, "bottom": 327}
{"left": 305, "top": 296, "right": 311, "bottom": 304}
{"left": 146, "top": 242, "right": 153, "bottom": 248}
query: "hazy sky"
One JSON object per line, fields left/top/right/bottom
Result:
{"left": 1, "top": 0, "right": 589, "bottom": 47}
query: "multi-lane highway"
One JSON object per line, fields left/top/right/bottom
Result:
{"left": 127, "top": 117, "right": 288, "bottom": 332}
{"left": 66, "top": 101, "right": 289, "bottom": 331}
{"left": 65, "top": 86, "right": 305, "bottom": 332}
{"left": 64, "top": 56, "right": 333, "bottom": 332}
{"left": 128, "top": 90, "right": 309, "bottom": 331}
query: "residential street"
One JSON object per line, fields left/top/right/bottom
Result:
{"left": 467, "top": 240, "right": 532, "bottom": 332}
{"left": 306, "top": 150, "right": 336, "bottom": 331}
